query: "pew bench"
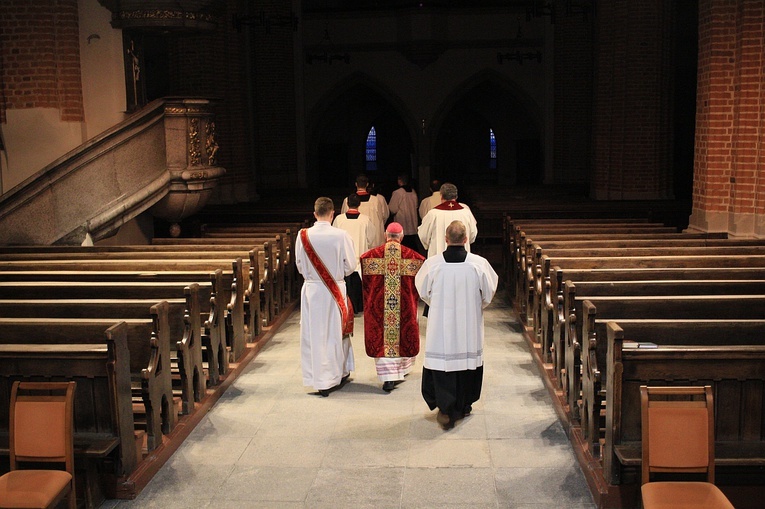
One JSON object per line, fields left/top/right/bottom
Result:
{"left": 0, "top": 322, "right": 136, "bottom": 508}
{"left": 543, "top": 266, "right": 765, "bottom": 383}
{"left": 0, "top": 294, "right": 204, "bottom": 416}
{"left": 579, "top": 317, "right": 765, "bottom": 460}
{"left": 564, "top": 294, "right": 765, "bottom": 426}
{"left": 604, "top": 324, "right": 765, "bottom": 488}
{"left": 0, "top": 308, "right": 178, "bottom": 453}
{"left": 0, "top": 257, "right": 250, "bottom": 364}
{"left": 0, "top": 277, "right": 228, "bottom": 388}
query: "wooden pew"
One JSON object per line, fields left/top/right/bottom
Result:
{"left": 604, "top": 322, "right": 765, "bottom": 486}
{"left": 0, "top": 322, "right": 137, "bottom": 508}
{"left": 0, "top": 302, "right": 179, "bottom": 452}
{"left": 0, "top": 274, "right": 230, "bottom": 387}
{"left": 0, "top": 292, "right": 204, "bottom": 416}
{"left": 543, "top": 266, "right": 765, "bottom": 386}
{"left": 150, "top": 237, "right": 282, "bottom": 328}
{"left": 508, "top": 230, "right": 723, "bottom": 305}
{"left": 525, "top": 252, "right": 765, "bottom": 339}
{"left": 0, "top": 241, "right": 278, "bottom": 335}
{"left": 564, "top": 294, "right": 765, "bottom": 428}
{"left": 0, "top": 257, "right": 249, "bottom": 363}
{"left": 524, "top": 244, "right": 765, "bottom": 332}
{"left": 578, "top": 318, "right": 765, "bottom": 460}
{"left": 191, "top": 232, "right": 291, "bottom": 311}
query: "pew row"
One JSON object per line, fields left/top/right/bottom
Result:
{"left": 0, "top": 257, "right": 251, "bottom": 362}
{"left": 542, "top": 266, "right": 765, "bottom": 384}
{"left": 0, "top": 322, "right": 136, "bottom": 508}
{"left": 604, "top": 322, "right": 765, "bottom": 487}
{"left": 0, "top": 304, "right": 178, "bottom": 452}
{"left": 564, "top": 294, "right": 765, "bottom": 427}
{"left": 0, "top": 293, "right": 204, "bottom": 415}
{"left": 0, "top": 276, "right": 229, "bottom": 387}
{"left": 580, "top": 316, "right": 765, "bottom": 461}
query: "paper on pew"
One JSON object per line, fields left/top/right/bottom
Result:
{"left": 622, "top": 341, "right": 659, "bottom": 349}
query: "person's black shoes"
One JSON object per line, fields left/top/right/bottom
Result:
{"left": 382, "top": 381, "right": 395, "bottom": 392}
{"left": 436, "top": 410, "right": 454, "bottom": 430}
{"left": 318, "top": 389, "right": 329, "bottom": 397}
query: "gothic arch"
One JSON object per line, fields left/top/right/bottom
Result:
{"left": 306, "top": 73, "right": 418, "bottom": 193}
{"left": 428, "top": 69, "right": 543, "bottom": 187}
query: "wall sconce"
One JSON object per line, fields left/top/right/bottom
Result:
{"left": 232, "top": 10, "right": 299, "bottom": 33}
{"left": 497, "top": 50, "right": 542, "bottom": 65}
{"left": 306, "top": 28, "right": 350, "bottom": 65}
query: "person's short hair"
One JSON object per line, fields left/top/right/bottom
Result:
{"left": 314, "top": 197, "right": 334, "bottom": 217}
{"left": 440, "top": 182, "right": 458, "bottom": 201}
{"left": 347, "top": 193, "right": 361, "bottom": 208}
{"left": 398, "top": 174, "right": 410, "bottom": 186}
{"left": 430, "top": 179, "right": 441, "bottom": 193}
{"left": 446, "top": 220, "right": 467, "bottom": 244}
{"left": 355, "top": 174, "right": 369, "bottom": 189}
{"left": 386, "top": 231, "right": 403, "bottom": 241}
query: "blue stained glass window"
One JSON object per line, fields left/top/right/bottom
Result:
{"left": 489, "top": 128, "right": 497, "bottom": 169}
{"left": 366, "top": 126, "right": 377, "bottom": 171}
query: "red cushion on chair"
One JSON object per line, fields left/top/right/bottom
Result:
{"left": 0, "top": 470, "right": 73, "bottom": 508}
{"left": 642, "top": 481, "right": 735, "bottom": 509}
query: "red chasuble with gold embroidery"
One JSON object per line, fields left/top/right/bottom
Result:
{"left": 361, "top": 241, "right": 424, "bottom": 358}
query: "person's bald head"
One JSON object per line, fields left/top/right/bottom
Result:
{"left": 445, "top": 220, "right": 467, "bottom": 245}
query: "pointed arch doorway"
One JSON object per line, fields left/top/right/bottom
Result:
{"left": 432, "top": 76, "right": 542, "bottom": 188}
{"left": 308, "top": 81, "right": 414, "bottom": 198}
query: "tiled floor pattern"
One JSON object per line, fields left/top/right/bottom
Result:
{"left": 103, "top": 293, "right": 595, "bottom": 508}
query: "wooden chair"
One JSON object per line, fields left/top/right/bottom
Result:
{"left": 0, "top": 381, "right": 76, "bottom": 509}
{"left": 640, "top": 385, "right": 734, "bottom": 509}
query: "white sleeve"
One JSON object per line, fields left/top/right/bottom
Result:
{"left": 414, "top": 259, "right": 432, "bottom": 305}
{"left": 341, "top": 198, "right": 349, "bottom": 214}
{"left": 418, "top": 213, "right": 434, "bottom": 248}
{"left": 479, "top": 258, "right": 499, "bottom": 308}
{"left": 342, "top": 232, "right": 357, "bottom": 277}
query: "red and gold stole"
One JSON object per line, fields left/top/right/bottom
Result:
{"left": 299, "top": 228, "right": 354, "bottom": 335}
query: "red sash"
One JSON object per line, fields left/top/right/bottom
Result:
{"left": 300, "top": 228, "right": 354, "bottom": 335}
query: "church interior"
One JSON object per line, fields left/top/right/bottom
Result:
{"left": 0, "top": 1, "right": 764, "bottom": 508}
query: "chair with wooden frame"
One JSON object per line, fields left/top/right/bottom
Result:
{"left": 640, "top": 385, "right": 734, "bottom": 509}
{"left": 0, "top": 381, "right": 77, "bottom": 509}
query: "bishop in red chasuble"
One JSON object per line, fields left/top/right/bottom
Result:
{"left": 361, "top": 222, "right": 425, "bottom": 392}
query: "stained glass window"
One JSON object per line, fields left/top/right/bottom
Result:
{"left": 489, "top": 128, "right": 497, "bottom": 169}
{"left": 366, "top": 126, "right": 377, "bottom": 171}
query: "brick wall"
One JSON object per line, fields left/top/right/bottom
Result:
{"left": 0, "top": 0, "right": 84, "bottom": 123}
{"left": 553, "top": 4, "right": 593, "bottom": 185}
{"left": 250, "top": 0, "right": 298, "bottom": 187}
{"left": 693, "top": 0, "right": 765, "bottom": 233}
{"left": 165, "top": 0, "right": 253, "bottom": 201}
{"left": 591, "top": 0, "right": 675, "bottom": 199}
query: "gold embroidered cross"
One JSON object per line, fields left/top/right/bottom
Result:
{"left": 362, "top": 242, "right": 422, "bottom": 357}
{"left": 448, "top": 202, "right": 454, "bottom": 208}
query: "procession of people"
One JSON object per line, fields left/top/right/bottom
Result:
{"left": 297, "top": 176, "right": 498, "bottom": 430}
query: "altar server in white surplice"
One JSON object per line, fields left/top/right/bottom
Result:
{"left": 333, "top": 193, "right": 374, "bottom": 313}
{"left": 296, "top": 197, "right": 357, "bottom": 397}
{"left": 417, "top": 182, "right": 478, "bottom": 258}
{"left": 341, "top": 174, "right": 387, "bottom": 248}
{"left": 415, "top": 220, "right": 498, "bottom": 430}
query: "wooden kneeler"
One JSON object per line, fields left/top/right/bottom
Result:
{"left": 0, "top": 381, "right": 77, "bottom": 509}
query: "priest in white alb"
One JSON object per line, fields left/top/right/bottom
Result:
{"left": 415, "top": 220, "right": 498, "bottom": 429}
{"left": 295, "top": 197, "right": 357, "bottom": 397}
{"left": 417, "top": 182, "right": 478, "bottom": 258}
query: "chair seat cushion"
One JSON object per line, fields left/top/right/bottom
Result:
{"left": 642, "top": 481, "right": 735, "bottom": 509}
{"left": 0, "top": 470, "right": 72, "bottom": 508}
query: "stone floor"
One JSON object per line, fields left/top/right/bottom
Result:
{"left": 102, "top": 292, "right": 595, "bottom": 508}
